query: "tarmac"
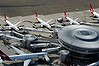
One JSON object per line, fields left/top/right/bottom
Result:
{"left": 0, "top": 0, "right": 98, "bottom": 17}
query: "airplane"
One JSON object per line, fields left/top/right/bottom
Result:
{"left": 3, "top": 34, "right": 23, "bottom": 41}
{"left": 0, "top": 28, "right": 21, "bottom": 42}
{"left": 34, "top": 12, "right": 53, "bottom": 30}
{"left": 0, "top": 30, "right": 23, "bottom": 41}
{"left": 19, "top": 27, "right": 53, "bottom": 33}
{"left": 64, "top": 11, "right": 80, "bottom": 25}
{"left": 42, "top": 47, "right": 60, "bottom": 53}
{"left": 3, "top": 14, "right": 23, "bottom": 31}
{"left": 89, "top": 4, "right": 99, "bottom": 20}
{"left": 0, "top": 45, "right": 50, "bottom": 66}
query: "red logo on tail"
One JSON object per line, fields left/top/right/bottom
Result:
{"left": 89, "top": 4, "right": 94, "bottom": 14}
{"left": 35, "top": 12, "right": 38, "bottom": 22}
{"left": 64, "top": 11, "right": 67, "bottom": 19}
{"left": 4, "top": 14, "right": 7, "bottom": 23}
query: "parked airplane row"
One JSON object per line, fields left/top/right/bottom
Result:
{"left": 1, "top": 4, "right": 98, "bottom": 33}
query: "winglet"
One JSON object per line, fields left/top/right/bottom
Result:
{"left": 64, "top": 11, "right": 67, "bottom": 19}
{"left": 89, "top": 4, "right": 94, "bottom": 14}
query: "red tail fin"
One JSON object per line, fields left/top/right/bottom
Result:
{"left": 0, "top": 50, "right": 11, "bottom": 61}
{"left": 89, "top": 4, "right": 94, "bottom": 14}
{"left": 64, "top": 11, "right": 67, "bottom": 19}
{"left": 4, "top": 14, "right": 7, "bottom": 23}
{"left": 35, "top": 12, "right": 38, "bottom": 22}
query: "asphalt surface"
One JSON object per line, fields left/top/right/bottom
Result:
{"left": 0, "top": 0, "right": 98, "bottom": 17}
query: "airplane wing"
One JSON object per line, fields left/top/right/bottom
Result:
{"left": 24, "top": 59, "right": 31, "bottom": 66}
{"left": 74, "top": 18, "right": 78, "bottom": 21}
{"left": 47, "top": 19, "right": 52, "bottom": 24}
{"left": 2, "top": 60, "right": 23, "bottom": 65}
{"left": 14, "top": 20, "right": 25, "bottom": 26}
{"left": 3, "top": 34, "right": 22, "bottom": 41}
{"left": 11, "top": 46, "right": 33, "bottom": 66}
{"left": 10, "top": 46, "right": 25, "bottom": 54}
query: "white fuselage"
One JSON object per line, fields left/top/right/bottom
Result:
{"left": 93, "top": 11, "right": 99, "bottom": 18}
{"left": 9, "top": 52, "right": 47, "bottom": 61}
{"left": 30, "top": 43, "right": 49, "bottom": 48}
{"left": 6, "top": 20, "right": 19, "bottom": 31}
{"left": 37, "top": 18, "right": 51, "bottom": 28}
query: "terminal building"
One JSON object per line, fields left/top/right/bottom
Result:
{"left": 58, "top": 25, "right": 99, "bottom": 65}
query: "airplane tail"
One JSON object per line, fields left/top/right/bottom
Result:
{"left": 89, "top": 4, "right": 94, "bottom": 14}
{"left": 35, "top": 12, "right": 39, "bottom": 22}
{"left": 3, "top": 14, "right": 9, "bottom": 24}
{"left": 0, "top": 50, "right": 11, "bottom": 61}
{"left": 64, "top": 11, "right": 67, "bottom": 19}
{"left": 4, "top": 14, "right": 7, "bottom": 23}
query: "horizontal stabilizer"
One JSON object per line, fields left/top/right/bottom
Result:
{"left": 4, "top": 14, "right": 9, "bottom": 20}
